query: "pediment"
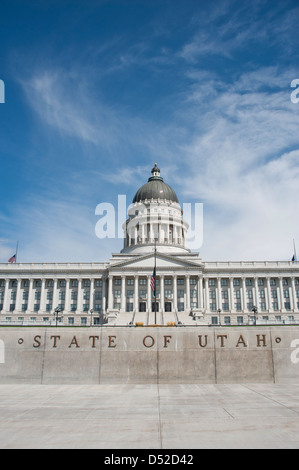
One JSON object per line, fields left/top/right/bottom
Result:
{"left": 109, "top": 252, "right": 203, "bottom": 271}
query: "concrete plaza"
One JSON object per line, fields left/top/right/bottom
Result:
{"left": 0, "top": 383, "right": 298, "bottom": 449}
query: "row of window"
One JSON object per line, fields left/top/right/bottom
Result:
{"left": 0, "top": 279, "right": 103, "bottom": 289}
{"left": 208, "top": 289, "right": 299, "bottom": 299}
{"left": 113, "top": 278, "right": 198, "bottom": 286}
{"left": 211, "top": 315, "right": 297, "bottom": 325}
{"left": 208, "top": 278, "right": 299, "bottom": 287}
{"left": 2, "top": 278, "right": 299, "bottom": 290}
{"left": 209, "top": 301, "right": 299, "bottom": 311}
{"left": 3, "top": 303, "right": 103, "bottom": 312}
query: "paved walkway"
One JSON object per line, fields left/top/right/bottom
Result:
{"left": 0, "top": 384, "right": 298, "bottom": 448}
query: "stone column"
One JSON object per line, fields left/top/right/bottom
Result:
{"left": 172, "top": 275, "right": 177, "bottom": 312}
{"left": 254, "top": 278, "right": 259, "bottom": 308}
{"left": 40, "top": 278, "right": 46, "bottom": 313}
{"left": 266, "top": 277, "right": 271, "bottom": 312}
{"left": 76, "top": 279, "right": 82, "bottom": 313}
{"left": 90, "top": 278, "right": 94, "bottom": 313}
{"left": 217, "top": 278, "right": 221, "bottom": 311}
{"left": 242, "top": 278, "right": 247, "bottom": 313}
{"left": 102, "top": 277, "right": 107, "bottom": 313}
{"left": 2, "top": 279, "right": 10, "bottom": 312}
{"left": 198, "top": 276, "right": 203, "bottom": 309}
{"left": 289, "top": 278, "right": 294, "bottom": 311}
{"left": 134, "top": 275, "right": 139, "bottom": 312}
{"left": 186, "top": 275, "right": 190, "bottom": 311}
{"left": 160, "top": 275, "right": 165, "bottom": 312}
{"left": 291, "top": 277, "right": 298, "bottom": 312}
{"left": 27, "top": 279, "right": 34, "bottom": 313}
{"left": 15, "top": 279, "right": 21, "bottom": 313}
{"left": 121, "top": 275, "right": 126, "bottom": 312}
{"left": 278, "top": 278, "right": 284, "bottom": 312}
{"left": 229, "top": 278, "right": 235, "bottom": 313}
{"left": 108, "top": 276, "right": 113, "bottom": 310}
{"left": 204, "top": 278, "right": 209, "bottom": 311}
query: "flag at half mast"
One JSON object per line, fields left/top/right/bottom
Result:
{"left": 8, "top": 254, "right": 16, "bottom": 263}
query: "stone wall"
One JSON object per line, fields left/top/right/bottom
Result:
{"left": 0, "top": 326, "right": 298, "bottom": 384}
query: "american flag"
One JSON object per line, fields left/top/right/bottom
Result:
{"left": 8, "top": 254, "right": 16, "bottom": 263}
{"left": 150, "top": 268, "right": 156, "bottom": 295}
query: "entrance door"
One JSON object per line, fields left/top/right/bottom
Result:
{"left": 165, "top": 302, "right": 172, "bottom": 312}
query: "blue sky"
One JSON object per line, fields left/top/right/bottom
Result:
{"left": 0, "top": 0, "right": 299, "bottom": 263}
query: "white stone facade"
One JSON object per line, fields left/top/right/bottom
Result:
{"left": 1, "top": 164, "right": 298, "bottom": 326}
{"left": 0, "top": 256, "right": 298, "bottom": 326}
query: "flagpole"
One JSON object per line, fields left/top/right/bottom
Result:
{"left": 15, "top": 241, "right": 19, "bottom": 263}
{"left": 154, "top": 237, "right": 157, "bottom": 324}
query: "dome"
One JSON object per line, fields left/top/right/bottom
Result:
{"left": 132, "top": 163, "right": 179, "bottom": 204}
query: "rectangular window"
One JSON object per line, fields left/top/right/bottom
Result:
{"left": 208, "top": 279, "right": 216, "bottom": 287}
{"left": 139, "top": 290, "right": 146, "bottom": 298}
{"left": 237, "top": 316, "right": 243, "bottom": 325}
{"left": 95, "top": 280, "right": 102, "bottom": 287}
{"left": 211, "top": 316, "right": 218, "bottom": 325}
{"left": 272, "top": 302, "right": 279, "bottom": 311}
{"left": 34, "top": 290, "right": 40, "bottom": 300}
{"left": 178, "top": 289, "right": 184, "bottom": 298}
{"left": 233, "top": 279, "right": 240, "bottom": 287}
{"left": 83, "top": 291, "right": 90, "bottom": 300}
{"left": 222, "top": 302, "right": 229, "bottom": 311}
{"left": 127, "top": 279, "right": 134, "bottom": 285}
{"left": 222, "top": 290, "right": 228, "bottom": 299}
{"left": 221, "top": 279, "right": 228, "bottom": 287}
{"left": 260, "top": 302, "right": 266, "bottom": 311}
{"left": 284, "top": 289, "right": 289, "bottom": 298}
{"left": 126, "top": 303, "right": 133, "bottom": 312}
{"left": 210, "top": 302, "right": 217, "bottom": 311}
{"left": 71, "top": 280, "right": 78, "bottom": 287}
{"left": 95, "top": 291, "right": 102, "bottom": 300}
{"left": 71, "top": 291, "right": 77, "bottom": 300}
{"left": 224, "top": 316, "right": 231, "bottom": 325}
{"left": 177, "top": 278, "right": 184, "bottom": 285}
{"left": 178, "top": 302, "right": 184, "bottom": 312}
{"left": 246, "top": 279, "right": 252, "bottom": 287}
{"left": 209, "top": 290, "right": 216, "bottom": 299}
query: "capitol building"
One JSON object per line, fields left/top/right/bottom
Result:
{"left": 0, "top": 164, "right": 299, "bottom": 327}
